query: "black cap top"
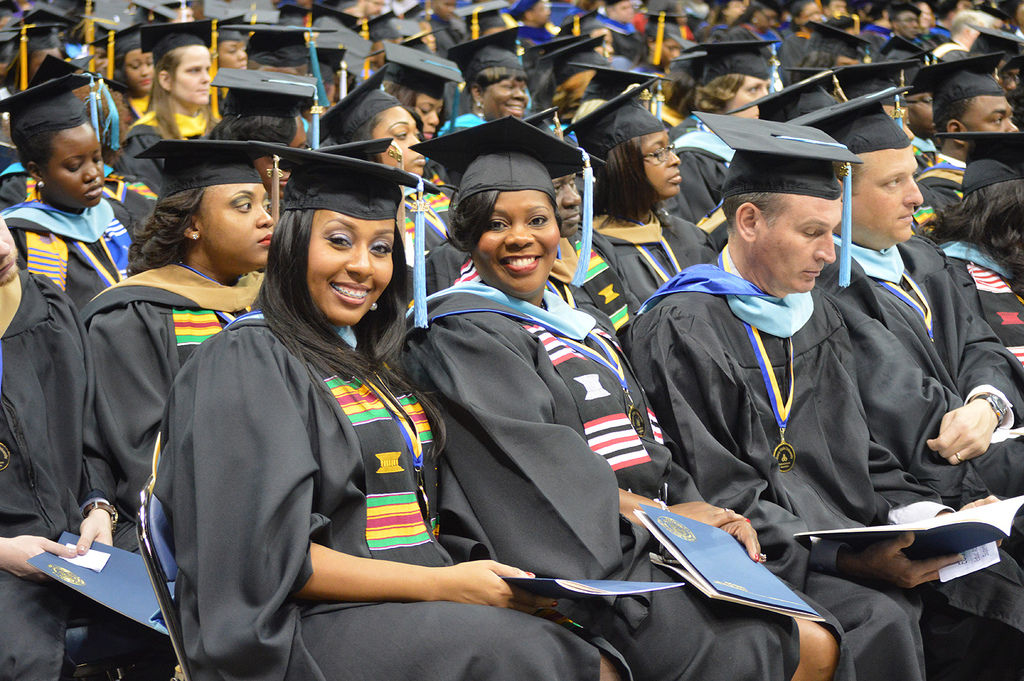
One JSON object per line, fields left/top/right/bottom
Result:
{"left": 250, "top": 141, "right": 429, "bottom": 219}
{"left": 643, "top": 11, "right": 687, "bottom": 45}
{"left": 789, "top": 87, "right": 912, "bottom": 154}
{"left": 975, "top": 1, "right": 1012, "bottom": 21}
{"left": 936, "top": 131, "right": 1024, "bottom": 194}
{"left": 91, "top": 23, "right": 142, "bottom": 59}
{"left": 833, "top": 59, "right": 917, "bottom": 99}
{"left": 89, "top": 0, "right": 143, "bottom": 27}
{"left": 358, "top": 11, "right": 405, "bottom": 42}
{"left": 0, "top": 73, "right": 90, "bottom": 141}
{"left": 130, "top": 0, "right": 178, "bottom": 20}
{"left": 245, "top": 25, "right": 322, "bottom": 68}
{"left": 695, "top": 111, "right": 861, "bottom": 199}
{"left": 135, "top": 139, "right": 262, "bottom": 196}
{"left": 276, "top": 1, "right": 310, "bottom": 26}
{"left": 5, "top": 8, "right": 71, "bottom": 52}
{"left": 454, "top": 0, "right": 515, "bottom": 34}
{"left": 559, "top": 9, "right": 606, "bottom": 36}
{"left": 879, "top": 35, "right": 929, "bottom": 61}
{"left": 383, "top": 41, "right": 462, "bottom": 99}
{"left": 213, "top": 68, "right": 316, "bottom": 118}
{"left": 805, "top": 20, "right": 871, "bottom": 60}
{"left": 565, "top": 78, "right": 663, "bottom": 159}
{"left": 911, "top": 52, "right": 1005, "bottom": 111}
{"left": 728, "top": 71, "right": 836, "bottom": 121}
{"left": 676, "top": 40, "right": 774, "bottom": 85}
{"left": 888, "top": 2, "right": 922, "bottom": 16}
{"left": 542, "top": 35, "right": 608, "bottom": 85}
{"left": 203, "top": 0, "right": 278, "bottom": 22}
{"left": 412, "top": 115, "right": 586, "bottom": 202}
{"left": 140, "top": 20, "right": 212, "bottom": 64}
{"left": 310, "top": 1, "right": 359, "bottom": 29}
{"left": 320, "top": 69, "right": 401, "bottom": 145}
{"left": 579, "top": 64, "right": 665, "bottom": 103}
{"left": 447, "top": 27, "right": 523, "bottom": 84}
{"left": 28, "top": 53, "right": 129, "bottom": 93}
{"left": 968, "top": 24, "right": 1024, "bottom": 57}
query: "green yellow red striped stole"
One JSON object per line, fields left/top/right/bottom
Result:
{"left": 574, "top": 241, "right": 630, "bottom": 330}
{"left": 24, "top": 231, "right": 69, "bottom": 290}
{"left": 171, "top": 309, "right": 224, "bottom": 345}
{"left": 365, "top": 491, "right": 432, "bottom": 550}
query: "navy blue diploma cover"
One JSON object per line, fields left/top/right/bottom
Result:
{"left": 637, "top": 505, "right": 824, "bottom": 621}
{"left": 27, "top": 532, "right": 168, "bottom": 634}
{"left": 502, "top": 576, "right": 685, "bottom": 599}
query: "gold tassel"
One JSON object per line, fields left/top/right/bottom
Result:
{"left": 19, "top": 25, "right": 28, "bottom": 91}
{"left": 106, "top": 28, "right": 115, "bottom": 80}
{"left": 652, "top": 12, "right": 665, "bottom": 67}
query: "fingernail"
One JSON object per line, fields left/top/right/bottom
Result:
{"left": 525, "top": 571, "right": 535, "bottom": 577}
{"left": 744, "top": 518, "right": 751, "bottom": 524}
{"left": 550, "top": 600, "right": 558, "bottom": 607}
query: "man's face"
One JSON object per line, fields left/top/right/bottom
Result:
{"left": 891, "top": 9, "right": 921, "bottom": 38}
{"left": 956, "top": 94, "right": 1018, "bottom": 132}
{"left": 850, "top": 146, "right": 923, "bottom": 251}
{"left": 905, "top": 92, "right": 935, "bottom": 138}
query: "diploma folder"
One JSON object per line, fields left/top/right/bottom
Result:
{"left": 27, "top": 532, "right": 168, "bottom": 634}
{"left": 795, "top": 494, "right": 1024, "bottom": 559}
{"left": 636, "top": 505, "right": 824, "bottom": 621}
{"left": 502, "top": 577, "right": 685, "bottom": 599}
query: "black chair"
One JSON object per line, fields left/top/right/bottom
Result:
{"left": 138, "top": 482, "right": 193, "bottom": 681}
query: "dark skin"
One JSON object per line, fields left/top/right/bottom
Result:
{"left": 26, "top": 123, "right": 104, "bottom": 214}
{"left": 939, "top": 94, "right": 1018, "bottom": 161}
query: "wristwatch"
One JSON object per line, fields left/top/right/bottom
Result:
{"left": 82, "top": 500, "right": 118, "bottom": 533}
{"left": 972, "top": 393, "right": 1009, "bottom": 427}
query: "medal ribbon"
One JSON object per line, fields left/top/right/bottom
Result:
{"left": 635, "top": 239, "right": 683, "bottom": 283}
{"left": 364, "top": 376, "right": 423, "bottom": 470}
{"left": 743, "top": 323, "right": 794, "bottom": 436}
{"left": 878, "top": 274, "right": 933, "bottom": 340}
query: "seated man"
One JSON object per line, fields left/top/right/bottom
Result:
{"left": 626, "top": 113, "right": 1024, "bottom": 681}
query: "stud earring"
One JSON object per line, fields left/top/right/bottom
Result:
{"left": 189, "top": 233, "right": 199, "bottom": 240}
{"left": 370, "top": 302, "right": 378, "bottom": 311}
{"left": 37, "top": 180, "right": 44, "bottom": 189}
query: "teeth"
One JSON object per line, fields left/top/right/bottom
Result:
{"left": 331, "top": 283, "right": 368, "bottom": 299}
{"left": 506, "top": 257, "right": 536, "bottom": 267}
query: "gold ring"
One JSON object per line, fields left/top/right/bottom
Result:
{"left": 952, "top": 452, "right": 962, "bottom": 464}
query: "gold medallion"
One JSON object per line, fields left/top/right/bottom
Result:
{"left": 628, "top": 404, "right": 646, "bottom": 436}
{"left": 773, "top": 440, "right": 796, "bottom": 472}
{"left": 0, "top": 442, "right": 9, "bottom": 471}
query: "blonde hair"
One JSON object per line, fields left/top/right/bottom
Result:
{"left": 693, "top": 72, "right": 746, "bottom": 113}
{"left": 149, "top": 45, "right": 213, "bottom": 140}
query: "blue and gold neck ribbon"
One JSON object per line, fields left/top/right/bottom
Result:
{"left": 878, "top": 274, "right": 933, "bottom": 339}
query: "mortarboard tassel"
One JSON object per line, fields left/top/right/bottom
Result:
{"left": 471, "top": 8, "right": 480, "bottom": 40}
{"left": 19, "top": 25, "right": 28, "bottom": 92}
{"left": 340, "top": 60, "right": 349, "bottom": 98}
{"left": 85, "top": 0, "right": 96, "bottom": 72}
{"left": 88, "top": 76, "right": 102, "bottom": 147}
{"left": 769, "top": 43, "right": 783, "bottom": 93}
{"left": 307, "top": 33, "right": 329, "bottom": 149}
{"left": 839, "top": 162, "right": 852, "bottom": 287}
{"left": 100, "top": 81, "right": 120, "bottom": 151}
{"left": 270, "top": 154, "right": 280, "bottom": 226}
{"left": 573, "top": 14, "right": 580, "bottom": 36}
{"left": 413, "top": 176, "right": 428, "bottom": 328}
{"left": 571, "top": 148, "right": 593, "bottom": 287}
{"left": 652, "top": 12, "right": 665, "bottom": 67}
{"left": 106, "top": 29, "right": 115, "bottom": 81}
{"left": 210, "top": 20, "right": 220, "bottom": 119}
{"left": 654, "top": 80, "right": 664, "bottom": 120}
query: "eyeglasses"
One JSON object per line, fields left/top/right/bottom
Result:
{"left": 643, "top": 146, "right": 677, "bottom": 164}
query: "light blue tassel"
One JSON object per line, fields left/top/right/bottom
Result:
{"left": 571, "top": 149, "right": 593, "bottom": 287}
{"left": 839, "top": 164, "right": 852, "bottom": 287}
{"left": 88, "top": 76, "right": 101, "bottom": 146}
{"left": 100, "top": 82, "right": 120, "bottom": 151}
{"left": 310, "top": 112, "right": 320, "bottom": 150}
{"left": 654, "top": 81, "right": 663, "bottom": 120}
{"left": 769, "top": 43, "right": 783, "bottom": 93}
{"left": 307, "top": 36, "right": 329, "bottom": 107}
{"left": 413, "top": 177, "right": 428, "bottom": 328}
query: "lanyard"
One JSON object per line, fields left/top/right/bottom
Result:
{"left": 364, "top": 376, "right": 423, "bottom": 470}
{"left": 878, "top": 274, "right": 933, "bottom": 340}
{"left": 73, "top": 240, "right": 121, "bottom": 287}
{"left": 174, "top": 263, "right": 239, "bottom": 325}
{"left": 635, "top": 240, "right": 683, "bottom": 283}
{"left": 743, "top": 322, "right": 797, "bottom": 472}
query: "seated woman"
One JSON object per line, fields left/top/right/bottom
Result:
{"left": 116, "top": 21, "right": 214, "bottom": 195}
{"left": 441, "top": 28, "right": 529, "bottom": 134}
{"left": 0, "top": 74, "right": 132, "bottom": 308}
{"left": 407, "top": 116, "right": 837, "bottom": 681}
{"left": 104, "top": 25, "right": 154, "bottom": 125}
{"left": 152, "top": 144, "right": 619, "bottom": 681}
{"left": 930, "top": 131, "right": 1024, "bottom": 366}
{"left": 567, "top": 85, "right": 716, "bottom": 307}
{"left": 83, "top": 139, "right": 270, "bottom": 541}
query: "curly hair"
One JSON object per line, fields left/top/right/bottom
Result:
{"left": 128, "top": 187, "right": 206, "bottom": 275}
{"left": 692, "top": 72, "right": 747, "bottom": 114}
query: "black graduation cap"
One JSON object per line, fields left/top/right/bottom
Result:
{"left": 447, "top": 27, "right": 523, "bottom": 84}
{"left": 728, "top": 70, "right": 836, "bottom": 121}
{"left": 879, "top": 35, "right": 929, "bottom": 61}
{"left": 968, "top": 24, "right": 1024, "bottom": 57}
{"left": 833, "top": 59, "right": 917, "bottom": 99}
{"left": 565, "top": 77, "right": 662, "bottom": 159}
{"left": 888, "top": 2, "right": 922, "bottom": 17}
{"left": 135, "top": 139, "right": 262, "bottom": 195}
{"left": 910, "top": 52, "right": 1004, "bottom": 112}
{"left": 975, "top": 1, "right": 1012, "bottom": 21}
{"left": 364, "top": 11, "right": 416, "bottom": 41}
{"left": 140, "top": 20, "right": 212, "bottom": 65}
{"left": 454, "top": 0, "right": 515, "bottom": 38}
{"left": 579, "top": 64, "right": 665, "bottom": 102}
{"left": 4, "top": 8, "right": 73, "bottom": 52}
{"left": 383, "top": 41, "right": 462, "bottom": 99}
{"left": 316, "top": 28, "right": 373, "bottom": 72}
{"left": 412, "top": 115, "right": 586, "bottom": 201}
{"left": 130, "top": 0, "right": 179, "bottom": 20}
{"left": 203, "top": 0, "right": 278, "bottom": 21}
{"left": 790, "top": 87, "right": 912, "bottom": 154}
{"left": 245, "top": 25, "right": 320, "bottom": 68}
{"left": 1003, "top": 52, "right": 1024, "bottom": 71}
{"left": 0, "top": 73, "right": 90, "bottom": 140}
{"left": 542, "top": 35, "right": 608, "bottom": 86}
{"left": 28, "top": 53, "right": 129, "bottom": 92}
{"left": 89, "top": 0, "right": 142, "bottom": 27}
{"left": 212, "top": 68, "right": 316, "bottom": 117}
{"left": 249, "top": 141, "right": 430, "bottom": 219}
{"left": 91, "top": 23, "right": 143, "bottom": 60}
{"left": 310, "top": 2, "right": 359, "bottom": 29}
{"left": 506, "top": 0, "right": 540, "bottom": 19}
{"left": 320, "top": 68, "right": 400, "bottom": 145}
{"left": 805, "top": 20, "right": 871, "bottom": 60}
{"left": 559, "top": 9, "right": 605, "bottom": 37}
{"left": 643, "top": 11, "right": 687, "bottom": 46}
{"left": 400, "top": 26, "right": 442, "bottom": 51}
{"left": 695, "top": 112, "right": 861, "bottom": 200}
{"left": 523, "top": 33, "right": 580, "bottom": 67}
{"left": 676, "top": 40, "right": 774, "bottom": 85}
{"left": 936, "top": 131, "right": 1024, "bottom": 194}
{"left": 276, "top": 1, "right": 310, "bottom": 26}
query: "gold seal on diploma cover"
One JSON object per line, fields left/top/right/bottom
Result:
{"left": 773, "top": 441, "right": 796, "bottom": 472}
{"left": 0, "top": 442, "right": 9, "bottom": 471}
{"left": 48, "top": 565, "right": 85, "bottom": 586}
{"left": 657, "top": 516, "right": 697, "bottom": 542}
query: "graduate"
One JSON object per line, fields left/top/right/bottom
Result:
{"left": 440, "top": 27, "right": 528, "bottom": 134}
{"left": 0, "top": 74, "right": 131, "bottom": 308}
{"left": 405, "top": 115, "right": 830, "bottom": 681}
{"left": 794, "top": 93, "right": 1024, "bottom": 499}
{"left": 99, "top": 24, "right": 153, "bottom": 124}
{"left": 567, "top": 83, "right": 716, "bottom": 307}
{"left": 152, "top": 143, "right": 618, "bottom": 681}
{"left": 624, "top": 113, "right": 1024, "bottom": 681}
{"left": 381, "top": 41, "right": 463, "bottom": 139}
{"left": 82, "top": 140, "right": 269, "bottom": 541}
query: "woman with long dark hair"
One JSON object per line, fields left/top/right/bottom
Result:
{"left": 83, "top": 140, "right": 270, "bottom": 540}
{"left": 150, "top": 143, "right": 617, "bottom": 681}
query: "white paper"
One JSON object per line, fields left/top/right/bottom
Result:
{"left": 938, "top": 542, "right": 999, "bottom": 583}
{"left": 61, "top": 544, "right": 110, "bottom": 572}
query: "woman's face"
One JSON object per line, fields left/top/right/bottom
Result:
{"left": 217, "top": 40, "right": 247, "bottom": 70}
{"left": 306, "top": 210, "right": 395, "bottom": 327}
{"left": 640, "top": 130, "right": 681, "bottom": 201}
{"left": 372, "top": 106, "right": 425, "bottom": 176}
{"left": 184, "top": 183, "right": 273, "bottom": 285}
{"left": 478, "top": 77, "right": 528, "bottom": 120}
{"left": 725, "top": 75, "right": 769, "bottom": 116}
{"left": 412, "top": 92, "right": 444, "bottom": 139}
{"left": 31, "top": 123, "right": 104, "bottom": 212}
{"left": 472, "top": 189, "right": 560, "bottom": 306}
{"left": 159, "top": 45, "right": 211, "bottom": 112}
{"left": 123, "top": 48, "right": 154, "bottom": 99}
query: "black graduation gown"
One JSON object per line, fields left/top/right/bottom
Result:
{"left": 948, "top": 257, "right": 1024, "bottom": 363}
{"left": 405, "top": 291, "right": 801, "bottom": 681}
{"left": 115, "top": 125, "right": 163, "bottom": 196}
{"left": 672, "top": 149, "right": 728, "bottom": 223}
{"left": 819, "top": 236, "right": 1024, "bottom": 497}
{"left": 430, "top": 15, "right": 467, "bottom": 57}
{"left": 594, "top": 212, "right": 717, "bottom": 307}
{"left": 0, "top": 270, "right": 117, "bottom": 680}
{"left": 915, "top": 165, "right": 963, "bottom": 214}
{"left": 154, "top": 315, "right": 607, "bottom": 681}
{"left": 82, "top": 267, "right": 262, "bottom": 542}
